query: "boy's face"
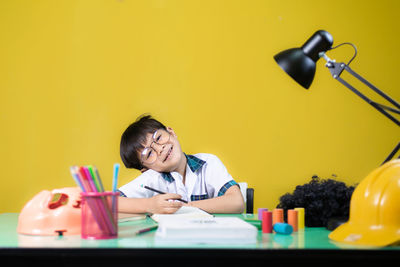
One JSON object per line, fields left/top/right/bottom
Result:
{"left": 139, "top": 127, "right": 184, "bottom": 173}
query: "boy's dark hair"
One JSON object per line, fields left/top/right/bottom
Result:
{"left": 120, "top": 114, "right": 167, "bottom": 170}
{"left": 276, "top": 175, "right": 356, "bottom": 228}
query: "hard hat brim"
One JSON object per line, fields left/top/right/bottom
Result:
{"left": 329, "top": 221, "right": 400, "bottom": 247}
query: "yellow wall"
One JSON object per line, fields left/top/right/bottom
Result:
{"left": 1, "top": 0, "right": 399, "bottom": 212}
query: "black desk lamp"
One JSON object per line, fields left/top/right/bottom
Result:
{"left": 274, "top": 30, "right": 400, "bottom": 165}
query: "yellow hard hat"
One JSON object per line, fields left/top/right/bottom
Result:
{"left": 329, "top": 159, "right": 400, "bottom": 247}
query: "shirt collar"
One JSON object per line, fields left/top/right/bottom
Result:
{"left": 161, "top": 172, "right": 174, "bottom": 182}
{"left": 186, "top": 154, "right": 206, "bottom": 173}
{"left": 160, "top": 154, "right": 206, "bottom": 182}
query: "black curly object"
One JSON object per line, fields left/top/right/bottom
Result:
{"left": 276, "top": 175, "right": 356, "bottom": 227}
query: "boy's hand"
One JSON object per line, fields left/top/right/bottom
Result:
{"left": 147, "top": 193, "right": 183, "bottom": 214}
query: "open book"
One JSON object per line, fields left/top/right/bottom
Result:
{"left": 150, "top": 206, "right": 214, "bottom": 222}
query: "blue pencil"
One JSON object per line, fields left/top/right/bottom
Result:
{"left": 112, "top": 163, "right": 120, "bottom": 215}
{"left": 112, "top": 163, "right": 120, "bottom": 193}
{"left": 70, "top": 166, "right": 85, "bottom": 192}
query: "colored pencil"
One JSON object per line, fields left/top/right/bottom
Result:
{"left": 93, "top": 166, "right": 105, "bottom": 192}
{"left": 88, "top": 165, "right": 102, "bottom": 192}
{"left": 69, "top": 166, "right": 105, "bottom": 231}
{"left": 112, "top": 163, "right": 120, "bottom": 193}
{"left": 135, "top": 225, "right": 158, "bottom": 235}
{"left": 87, "top": 166, "right": 117, "bottom": 234}
{"left": 112, "top": 163, "right": 120, "bottom": 215}
{"left": 80, "top": 166, "right": 116, "bottom": 235}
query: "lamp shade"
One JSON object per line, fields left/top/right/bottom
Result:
{"left": 274, "top": 30, "right": 333, "bottom": 89}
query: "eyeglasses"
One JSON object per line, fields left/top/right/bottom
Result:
{"left": 140, "top": 130, "right": 171, "bottom": 165}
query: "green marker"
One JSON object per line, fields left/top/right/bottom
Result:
{"left": 244, "top": 219, "right": 262, "bottom": 230}
{"left": 88, "top": 165, "right": 102, "bottom": 192}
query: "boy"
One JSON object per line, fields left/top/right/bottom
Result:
{"left": 118, "top": 115, "right": 244, "bottom": 214}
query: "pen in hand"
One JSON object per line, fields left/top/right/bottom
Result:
{"left": 140, "top": 184, "right": 188, "bottom": 203}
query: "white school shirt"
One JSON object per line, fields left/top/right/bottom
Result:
{"left": 118, "top": 153, "right": 238, "bottom": 202}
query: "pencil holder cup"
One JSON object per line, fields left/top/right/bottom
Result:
{"left": 81, "top": 192, "right": 118, "bottom": 239}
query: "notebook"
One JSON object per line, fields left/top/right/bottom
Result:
{"left": 150, "top": 206, "right": 214, "bottom": 222}
{"left": 155, "top": 216, "right": 258, "bottom": 244}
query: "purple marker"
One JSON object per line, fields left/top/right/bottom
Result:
{"left": 258, "top": 208, "right": 269, "bottom": 220}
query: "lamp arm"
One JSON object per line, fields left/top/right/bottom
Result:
{"left": 323, "top": 59, "right": 400, "bottom": 127}
{"left": 321, "top": 56, "right": 400, "bottom": 164}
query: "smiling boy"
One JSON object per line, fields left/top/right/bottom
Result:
{"left": 117, "top": 115, "right": 244, "bottom": 214}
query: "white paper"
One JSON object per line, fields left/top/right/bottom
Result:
{"left": 155, "top": 216, "right": 258, "bottom": 244}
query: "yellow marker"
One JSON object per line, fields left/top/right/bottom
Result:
{"left": 295, "top": 208, "right": 305, "bottom": 229}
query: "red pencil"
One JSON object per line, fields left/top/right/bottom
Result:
{"left": 136, "top": 225, "right": 158, "bottom": 235}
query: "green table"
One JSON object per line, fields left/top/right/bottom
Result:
{"left": 1, "top": 213, "right": 398, "bottom": 265}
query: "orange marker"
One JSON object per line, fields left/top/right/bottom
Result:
{"left": 288, "top": 209, "right": 298, "bottom": 232}
{"left": 272, "top": 208, "right": 284, "bottom": 225}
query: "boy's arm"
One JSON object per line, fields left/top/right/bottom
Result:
{"left": 118, "top": 193, "right": 183, "bottom": 214}
{"left": 188, "top": 185, "right": 245, "bottom": 214}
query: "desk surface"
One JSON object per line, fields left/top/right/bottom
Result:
{"left": 1, "top": 213, "right": 399, "bottom": 265}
